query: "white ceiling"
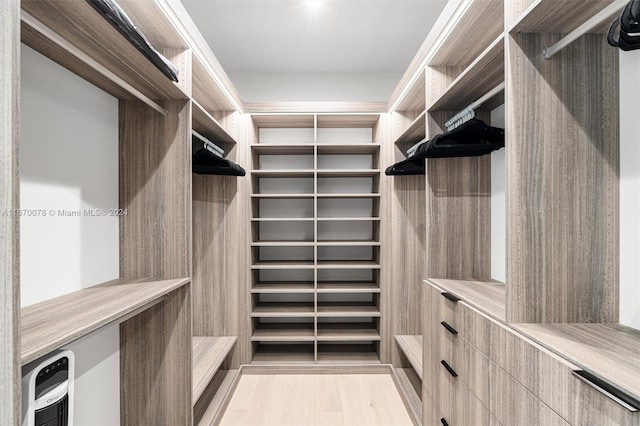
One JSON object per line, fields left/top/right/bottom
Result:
{"left": 180, "top": 0, "right": 449, "bottom": 102}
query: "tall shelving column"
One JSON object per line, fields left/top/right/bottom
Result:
{"left": 249, "top": 113, "right": 382, "bottom": 363}
{"left": 250, "top": 114, "right": 317, "bottom": 363}
{"left": 315, "top": 114, "right": 382, "bottom": 363}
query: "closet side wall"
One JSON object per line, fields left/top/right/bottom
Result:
{"left": 0, "top": 0, "right": 20, "bottom": 423}
{"left": 506, "top": 33, "right": 619, "bottom": 323}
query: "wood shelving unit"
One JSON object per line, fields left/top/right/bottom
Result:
{"left": 250, "top": 113, "right": 382, "bottom": 363}
{"left": 508, "top": 0, "right": 619, "bottom": 34}
{"left": 21, "top": 277, "right": 190, "bottom": 365}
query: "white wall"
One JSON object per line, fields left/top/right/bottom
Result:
{"left": 231, "top": 71, "right": 399, "bottom": 102}
{"left": 490, "top": 104, "right": 506, "bottom": 283}
{"left": 20, "top": 44, "right": 120, "bottom": 424}
{"left": 619, "top": 50, "right": 640, "bottom": 329}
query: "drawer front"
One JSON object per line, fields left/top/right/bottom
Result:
{"left": 423, "top": 307, "right": 440, "bottom": 401}
{"left": 459, "top": 301, "right": 502, "bottom": 358}
{"left": 489, "top": 361, "right": 569, "bottom": 426}
{"left": 428, "top": 283, "right": 463, "bottom": 329}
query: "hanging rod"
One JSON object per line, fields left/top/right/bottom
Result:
{"left": 444, "top": 82, "right": 505, "bottom": 131}
{"left": 21, "top": 11, "right": 168, "bottom": 116}
{"left": 543, "top": 0, "right": 629, "bottom": 59}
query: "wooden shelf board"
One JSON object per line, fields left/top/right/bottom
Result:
{"left": 316, "top": 144, "right": 381, "bottom": 155}
{"left": 252, "top": 283, "right": 315, "bottom": 293}
{"left": 393, "top": 111, "right": 426, "bottom": 147}
{"left": 317, "top": 283, "right": 380, "bottom": 293}
{"left": 251, "top": 114, "right": 315, "bottom": 128}
{"left": 316, "top": 261, "right": 381, "bottom": 270}
{"left": 252, "top": 324, "right": 315, "bottom": 341}
{"left": 251, "top": 194, "right": 314, "bottom": 199}
{"left": 251, "top": 303, "right": 315, "bottom": 317}
{"left": 316, "top": 240, "right": 381, "bottom": 247}
{"left": 194, "top": 369, "right": 240, "bottom": 426}
{"left": 317, "top": 324, "right": 380, "bottom": 341}
{"left": 192, "top": 336, "right": 237, "bottom": 404}
{"left": 251, "top": 241, "right": 315, "bottom": 247}
{"left": 317, "top": 304, "right": 381, "bottom": 317}
{"left": 251, "top": 144, "right": 315, "bottom": 154}
{"left": 509, "top": 0, "right": 619, "bottom": 34}
{"left": 251, "top": 261, "right": 315, "bottom": 270}
{"left": 316, "top": 193, "right": 381, "bottom": 199}
{"left": 428, "top": 34, "right": 505, "bottom": 112}
{"left": 22, "top": 0, "right": 189, "bottom": 102}
{"left": 428, "top": 0, "right": 504, "bottom": 67}
{"left": 21, "top": 277, "right": 190, "bottom": 364}
{"left": 251, "top": 170, "right": 315, "bottom": 177}
{"left": 252, "top": 217, "right": 315, "bottom": 222}
{"left": 395, "top": 335, "right": 423, "bottom": 379}
{"left": 316, "top": 217, "right": 380, "bottom": 221}
{"left": 316, "top": 343, "right": 380, "bottom": 363}
{"left": 424, "top": 278, "right": 506, "bottom": 321}
{"left": 317, "top": 170, "right": 381, "bottom": 178}
{"left": 252, "top": 344, "right": 315, "bottom": 364}
{"left": 192, "top": 100, "right": 237, "bottom": 148}
{"left": 316, "top": 114, "right": 380, "bottom": 127}
{"left": 513, "top": 323, "right": 640, "bottom": 403}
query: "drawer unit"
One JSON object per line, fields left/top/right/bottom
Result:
{"left": 427, "top": 282, "right": 463, "bottom": 330}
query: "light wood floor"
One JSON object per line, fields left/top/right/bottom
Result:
{"left": 218, "top": 374, "right": 414, "bottom": 426}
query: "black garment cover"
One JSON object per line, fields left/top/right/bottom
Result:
{"left": 385, "top": 118, "right": 504, "bottom": 176}
{"left": 87, "top": 0, "right": 180, "bottom": 82}
{"left": 608, "top": 0, "right": 640, "bottom": 51}
{"left": 192, "top": 138, "right": 246, "bottom": 176}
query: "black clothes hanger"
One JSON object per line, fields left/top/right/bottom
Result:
{"left": 608, "top": 0, "right": 640, "bottom": 51}
{"left": 192, "top": 137, "right": 246, "bottom": 176}
{"left": 385, "top": 118, "right": 504, "bottom": 176}
{"left": 87, "top": 0, "right": 180, "bottom": 82}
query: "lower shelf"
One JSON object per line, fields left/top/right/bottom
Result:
{"left": 317, "top": 343, "right": 379, "bottom": 364}
{"left": 194, "top": 369, "right": 240, "bottom": 426}
{"left": 192, "top": 336, "right": 237, "bottom": 403}
{"left": 253, "top": 342, "right": 315, "bottom": 364}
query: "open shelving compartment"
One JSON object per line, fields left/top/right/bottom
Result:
{"left": 249, "top": 112, "right": 383, "bottom": 363}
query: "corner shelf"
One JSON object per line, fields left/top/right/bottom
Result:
{"left": 21, "top": 277, "right": 190, "bottom": 365}
{"left": 192, "top": 336, "right": 237, "bottom": 404}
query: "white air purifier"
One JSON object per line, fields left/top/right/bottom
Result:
{"left": 22, "top": 350, "right": 74, "bottom": 426}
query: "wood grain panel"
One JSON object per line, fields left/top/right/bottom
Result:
{"left": 0, "top": 0, "right": 20, "bottom": 422}
{"left": 506, "top": 33, "right": 619, "bottom": 323}
{"left": 390, "top": 368, "right": 422, "bottom": 426}
{"left": 194, "top": 369, "right": 240, "bottom": 426}
{"left": 21, "top": 277, "right": 189, "bottom": 365}
{"left": 121, "top": 284, "right": 192, "bottom": 425}
{"left": 120, "top": 99, "right": 192, "bottom": 278}
{"left": 425, "top": 156, "right": 491, "bottom": 279}
{"left": 245, "top": 102, "right": 386, "bottom": 114}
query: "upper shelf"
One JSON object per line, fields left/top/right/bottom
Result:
{"left": 393, "top": 111, "right": 426, "bottom": 148}
{"left": 510, "top": 0, "right": 620, "bottom": 34}
{"left": 428, "top": 0, "right": 504, "bottom": 67}
{"left": 428, "top": 34, "right": 505, "bottom": 112}
{"left": 192, "top": 101, "right": 238, "bottom": 148}
{"left": 21, "top": 0, "right": 189, "bottom": 102}
{"left": 21, "top": 277, "right": 190, "bottom": 365}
